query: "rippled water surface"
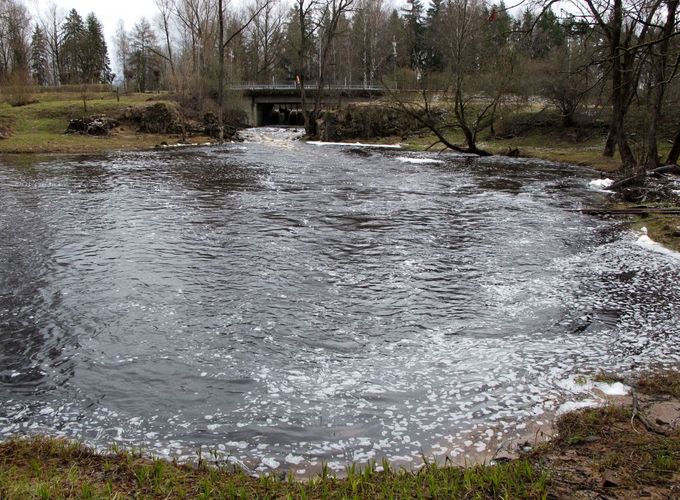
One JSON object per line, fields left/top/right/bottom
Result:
{"left": 1, "top": 128, "right": 679, "bottom": 473}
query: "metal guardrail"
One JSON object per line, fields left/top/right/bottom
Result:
{"left": 227, "top": 83, "right": 385, "bottom": 91}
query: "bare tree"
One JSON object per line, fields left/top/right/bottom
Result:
{"left": 245, "top": 0, "right": 285, "bottom": 82}
{"left": 155, "top": 0, "right": 177, "bottom": 88}
{"left": 643, "top": 0, "right": 679, "bottom": 168}
{"left": 217, "top": 0, "right": 272, "bottom": 141}
{"left": 37, "top": 1, "right": 63, "bottom": 85}
{"left": 114, "top": 21, "right": 130, "bottom": 90}
{"left": 0, "top": 0, "right": 30, "bottom": 79}
{"left": 310, "top": 0, "right": 355, "bottom": 131}
{"left": 293, "top": 0, "right": 317, "bottom": 131}
{"left": 574, "top": 0, "right": 662, "bottom": 167}
{"left": 384, "top": 0, "right": 513, "bottom": 155}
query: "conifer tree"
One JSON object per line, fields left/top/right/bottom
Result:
{"left": 84, "top": 13, "right": 112, "bottom": 83}
{"left": 424, "top": 0, "right": 443, "bottom": 71}
{"left": 59, "top": 9, "right": 85, "bottom": 84}
{"left": 30, "top": 25, "right": 50, "bottom": 85}
{"left": 402, "top": 0, "right": 425, "bottom": 72}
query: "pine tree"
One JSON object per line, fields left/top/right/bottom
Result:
{"left": 402, "top": 0, "right": 425, "bottom": 72}
{"left": 84, "top": 13, "right": 112, "bottom": 83}
{"left": 31, "top": 25, "right": 50, "bottom": 85}
{"left": 424, "top": 0, "right": 444, "bottom": 72}
{"left": 485, "top": 2, "right": 512, "bottom": 51}
{"left": 59, "top": 9, "right": 85, "bottom": 84}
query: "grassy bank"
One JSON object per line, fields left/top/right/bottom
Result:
{"left": 0, "top": 91, "right": 205, "bottom": 154}
{"left": 2, "top": 372, "right": 680, "bottom": 498}
{"left": 0, "top": 440, "right": 547, "bottom": 499}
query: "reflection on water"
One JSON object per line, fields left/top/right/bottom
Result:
{"left": 1, "top": 130, "right": 679, "bottom": 474}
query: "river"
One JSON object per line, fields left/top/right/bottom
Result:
{"left": 1, "top": 127, "right": 679, "bottom": 474}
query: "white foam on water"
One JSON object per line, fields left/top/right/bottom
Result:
{"left": 556, "top": 400, "right": 600, "bottom": 416}
{"left": 635, "top": 227, "right": 680, "bottom": 261}
{"left": 588, "top": 178, "right": 614, "bottom": 190}
{"left": 595, "top": 381, "right": 629, "bottom": 396}
{"left": 285, "top": 453, "right": 305, "bottom": 465}
{"left": 396, "top": 157, "right": 445, "bottom": 164}
{"left": 307, "top": 141, "right": 401, "bottom": 149}
{"left": 261, "top": 457, "right": 280, "bottom": 469}
{"left": 239, "top": 127, "right": 305, "bottom": 147}
{"left": 225, "top": 441, "right": 249, "bottom": 450}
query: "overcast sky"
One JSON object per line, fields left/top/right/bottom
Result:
{"left": 27, "top": 0, "right": 160, "bottom": 39}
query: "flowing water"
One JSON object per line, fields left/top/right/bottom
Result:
{"left": 1, "top": 127, "right": 680, "bottom": 473}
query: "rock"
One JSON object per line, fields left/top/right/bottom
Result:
{"left": 65, "top": 115, "right": 118, "bottom": 136}
{"left": 201, "top": 111, "right": 246, "bottom": 140}
{"left": 644, "top": 401, "right": 680, "bottom": 428}
{"left": 0, "top": 126, "right": 12, "bottom": 139}
{"left": 601, "top": 469, "right": 620, "bottom": 488}
{"left": 65, "top": 118, "right": 88, "bottom": 134}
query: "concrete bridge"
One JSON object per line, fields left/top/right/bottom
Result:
{"left": 230, "top": 83, "right": 386, "bottom": 126}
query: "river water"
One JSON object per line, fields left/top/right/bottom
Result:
{"left": 1, "top": 127, "right": 679, "bottom": 473}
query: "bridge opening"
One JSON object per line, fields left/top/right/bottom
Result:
{"left": 259, "top": 104, "right": 305, "bottom": 127}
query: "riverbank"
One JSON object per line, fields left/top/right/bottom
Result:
{"left": 2, "top": 371, "right": 679, "bottom": 498}
{"left": 0, "top": 91, "right": 219, "bottom": 154}
{"left": 2, "top": 93, "right": 679, "bottom": 251}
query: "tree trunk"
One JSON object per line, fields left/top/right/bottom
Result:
{"left": 218, "top": 0, "right": 225, "bottom": 142}
{"left": 162, "top": 18, "right": 176, "bottom": 90}
{"left": 603, "top": 127, "right": 616, "bottom": 157}
{"left": 296, "top": 1, "right": 309, "bottom": 133}
{"left": 667, "top": 123, "right": 680, "bottom": 165}
{"left": 645, "top": 82, "right": 664, "bottom": 170}
{"left": 644, "top": 0, "right": 678, "bottom": 170}
{"left": 610, "top": 0, "right": 636, "bottom": 168}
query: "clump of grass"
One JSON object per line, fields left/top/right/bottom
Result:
{"left": 554, "top": 405, "right": 631, "bottom": 446}
{"left": 592, "top": 371, "right": 625, "bottom": 384}
{"left": 637, "top": 370, "right": 680, "bottom": 398}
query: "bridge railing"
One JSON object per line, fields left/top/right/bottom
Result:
{"left": 226, "top": 82, "right": 385, "bottom": 92}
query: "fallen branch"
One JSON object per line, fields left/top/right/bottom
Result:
{"left": 573, "top": 207, "right": 680, "bottom": 215}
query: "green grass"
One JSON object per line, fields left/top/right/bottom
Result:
{"left": 0, "top": 91, "right": 184, "bottom": 154}
{"left": 397, "top": 128, "right": 622, "bottom": 172}
{"left": 0, "top": 437, "right": 549, "bottom": 499}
